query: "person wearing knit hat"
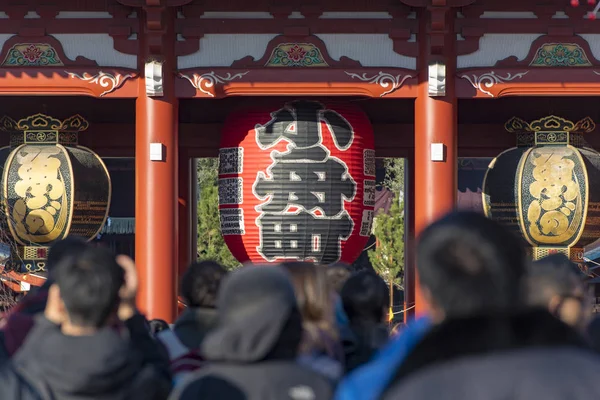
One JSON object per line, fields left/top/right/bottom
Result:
{"left": 170, "top": 266, "right": 333, "bottom": 400}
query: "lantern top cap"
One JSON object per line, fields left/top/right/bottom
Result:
{"left": 0, "top": 114, "right": 90, "bottom": 133}
{"left": 0, "top": 114, "right": 89, "bottom": 146}
{"left": 505, "top": 116, "right": 595, "bottom": 134}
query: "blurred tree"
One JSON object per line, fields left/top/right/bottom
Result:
{"left": 368, "top": 201, "right": 405, "bottom": 320}
{"left": 383, "top": 158, "right": 405, "bottom": 199}
{"left": 196, "top": 158, "right": 240, "bottom": 270}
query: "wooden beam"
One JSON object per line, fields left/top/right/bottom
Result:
{"left": 0, "top": 122, "right": 584, "bottom": 159}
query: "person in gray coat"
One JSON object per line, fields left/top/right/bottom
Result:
{"left": 382, "top": 211, "right": 600, "bottom": 400}
{"left": 169, "top": 266, "right": 333, "bottom": 400}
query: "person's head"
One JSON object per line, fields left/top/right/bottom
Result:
{"left": 180, "top": 261, "right": 227, "bottom": 308}
{"left": 149, "top": 319, "right": 170, "bottom": 335}
{"left": 279, "top": 262, "right": 339, "bottom": 356}
{"left": 528, "top": 254, "right": 591, "bottom": 331}
{"left": 47, "top": 246, "right": 124, "bottom": 335}
{"left": 201, "top": 266, "right": 302, "bottom": 362}
{"left": 417, "top": 211, "right": 528, "bottom": 322}
{"left": 326, "top": 263, "right": 353, "bottom": 294}
{"left": 46, "top": 236, "right": 89, "bottom": 280}
{"left": 341, "top": 271, "right": 389, "bottom": 325}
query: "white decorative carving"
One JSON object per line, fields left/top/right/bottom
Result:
{"left": 66, "top": 71, "right": 134, "bottom": 96}
{"left": 145, "top": 61, "right": 164, "bottom": 97}
{"left": 344, "top": 71, "right": 413, "bottom": 97}
{"left": 459, "top": 71, "right": 529, "bottom": 97}
{"left": 179, "top": 71, "right": 249, "bottom": 97}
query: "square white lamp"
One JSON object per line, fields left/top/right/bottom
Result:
{"left": 150, "top": 143, "right": 165, "bottom": 161}
{"left": 145, "top": 60, "right": 164, "bottom": 97}
{"left": 431, "top": 143, "right": 445, "bottom": 161}
{"left": 428, "top": 61, "right": 446, "bottom": 97}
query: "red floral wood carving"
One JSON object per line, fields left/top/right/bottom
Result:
{"left": 0, "top": 35, "right": 97, "bottom": 67}
{"left": 230, "top": 35, "right": 362, "bottom": 68}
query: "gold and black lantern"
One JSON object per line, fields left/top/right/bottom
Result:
{"left": 483, "top": 115, "right": 600, "bottom": 264}
{"left": 0, "top": 114, "right": 111, "bottom": 273}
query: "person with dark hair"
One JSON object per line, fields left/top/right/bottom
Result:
{"left": 169, "top": 266, "right": 333, "bottom": 400}
{"left": 157, "top": 261, "right": 227, "bottom": 382}
{"left": 341, "top": 271, "right": 390, "bottom": 372}
{"left": 377, "top": 211, "right": 600, "bottom": 400}
{"left": 528, "top": 253, "right": 592, "bottom": 332}
{"left": 176, "top": 261, "right": 227, "bottom": 349}
{"left": 326, "top": 263, "right": 359, "bottom": 372}
{"left": 2, "top": 247, "right": 172, "bottom": 400}
{"left": 0, "top": 236, "right": 89, "bottom": 357}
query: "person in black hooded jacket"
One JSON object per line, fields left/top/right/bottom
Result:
{"left": 169, "top": 265, "right": 333, "bottom": 400}
{"left": 2, "top": 247, "right": 171, "bottom": 400}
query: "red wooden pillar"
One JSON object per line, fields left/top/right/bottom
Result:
{"left": 178, "top": 154, "right": 195, "bottom": 276}
{"left": 404, "top": 155, "right": 416, "bottom": 322}
{"left": 135, "top": 8, "right": 178, "bottom": 322}
{"left": 413, "top": 6, "right": 458, "bottom": 316}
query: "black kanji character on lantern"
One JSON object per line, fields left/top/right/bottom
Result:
{"left": 255, "top": 100, "right": 354, "bottom": 162}
{"left": 256, "top": 211, "right": 353, "bottom": 264}
{"left": 254, "top": 100, "right": 358, "bottom": 264}
{"left": 254, "top": 158, "right": 355, "bottom": 216}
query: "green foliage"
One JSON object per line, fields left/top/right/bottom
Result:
{"left": 196, "top": 158, "right": 240, "bottom": 270}
{"left": 197, "top": 158, "right": 218, "bottom": 188}
{"left": 368, "top": 201, "right": 405, "bottom": 289}
{"left": 382, "top": 158, "right": 405, "bottom": 195}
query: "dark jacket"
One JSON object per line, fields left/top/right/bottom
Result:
{"left": 0, "top": 361, "right": 42, "bottom": 400}
{"left": 0, "top": 285, "right": 49, "bottom": 357}
{"left": 173, "top": 307, "right": 218, "bottom": 350}
{"left": 343, "top": 322, "right": 389, "bottom": 373}
{"left": 7, "top": 314, "right": 171, "bottom": 400}
{"left": 382, "top": 309, "right": 600, "bottom": 400}
{"left": 170, "top": 266, "right": 333, "bottom": 400}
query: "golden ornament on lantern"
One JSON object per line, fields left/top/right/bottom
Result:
{"left": 0, "top": 114, "right": 111, "bottom": 273}
{"left": 483, "top": 115, "right": 600, "bottom": 264}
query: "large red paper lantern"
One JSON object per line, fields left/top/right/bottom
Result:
{"left": 219, "top": 100, "right": 375, "bottom": 265}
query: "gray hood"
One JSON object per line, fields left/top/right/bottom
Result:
{"left": 201, "top": 266, "right": 302, "bottom": 363}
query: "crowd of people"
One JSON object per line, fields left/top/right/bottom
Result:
{"left": 1, "top": 211, "right": 600, "bottom": 399}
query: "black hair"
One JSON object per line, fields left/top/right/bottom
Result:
{"left": 341, "top": 271, "right": 389, "bottom": 324}
{"left": 53, "top": 246, "right": 124, "bottom": 328}
{"left": 47, "top": 236, "right": 89, "bottom": 278}
{"left": 180, "top": 261, "right": 227, "bottom": 308}
{"left": 417, "top": 211, "right": 527, "bottom": 317}
{"left": 149, "top": 319, "right": 170, "bottom": 335}
{"left": 528, "top": 253, "right": 586, "bottom": 306}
